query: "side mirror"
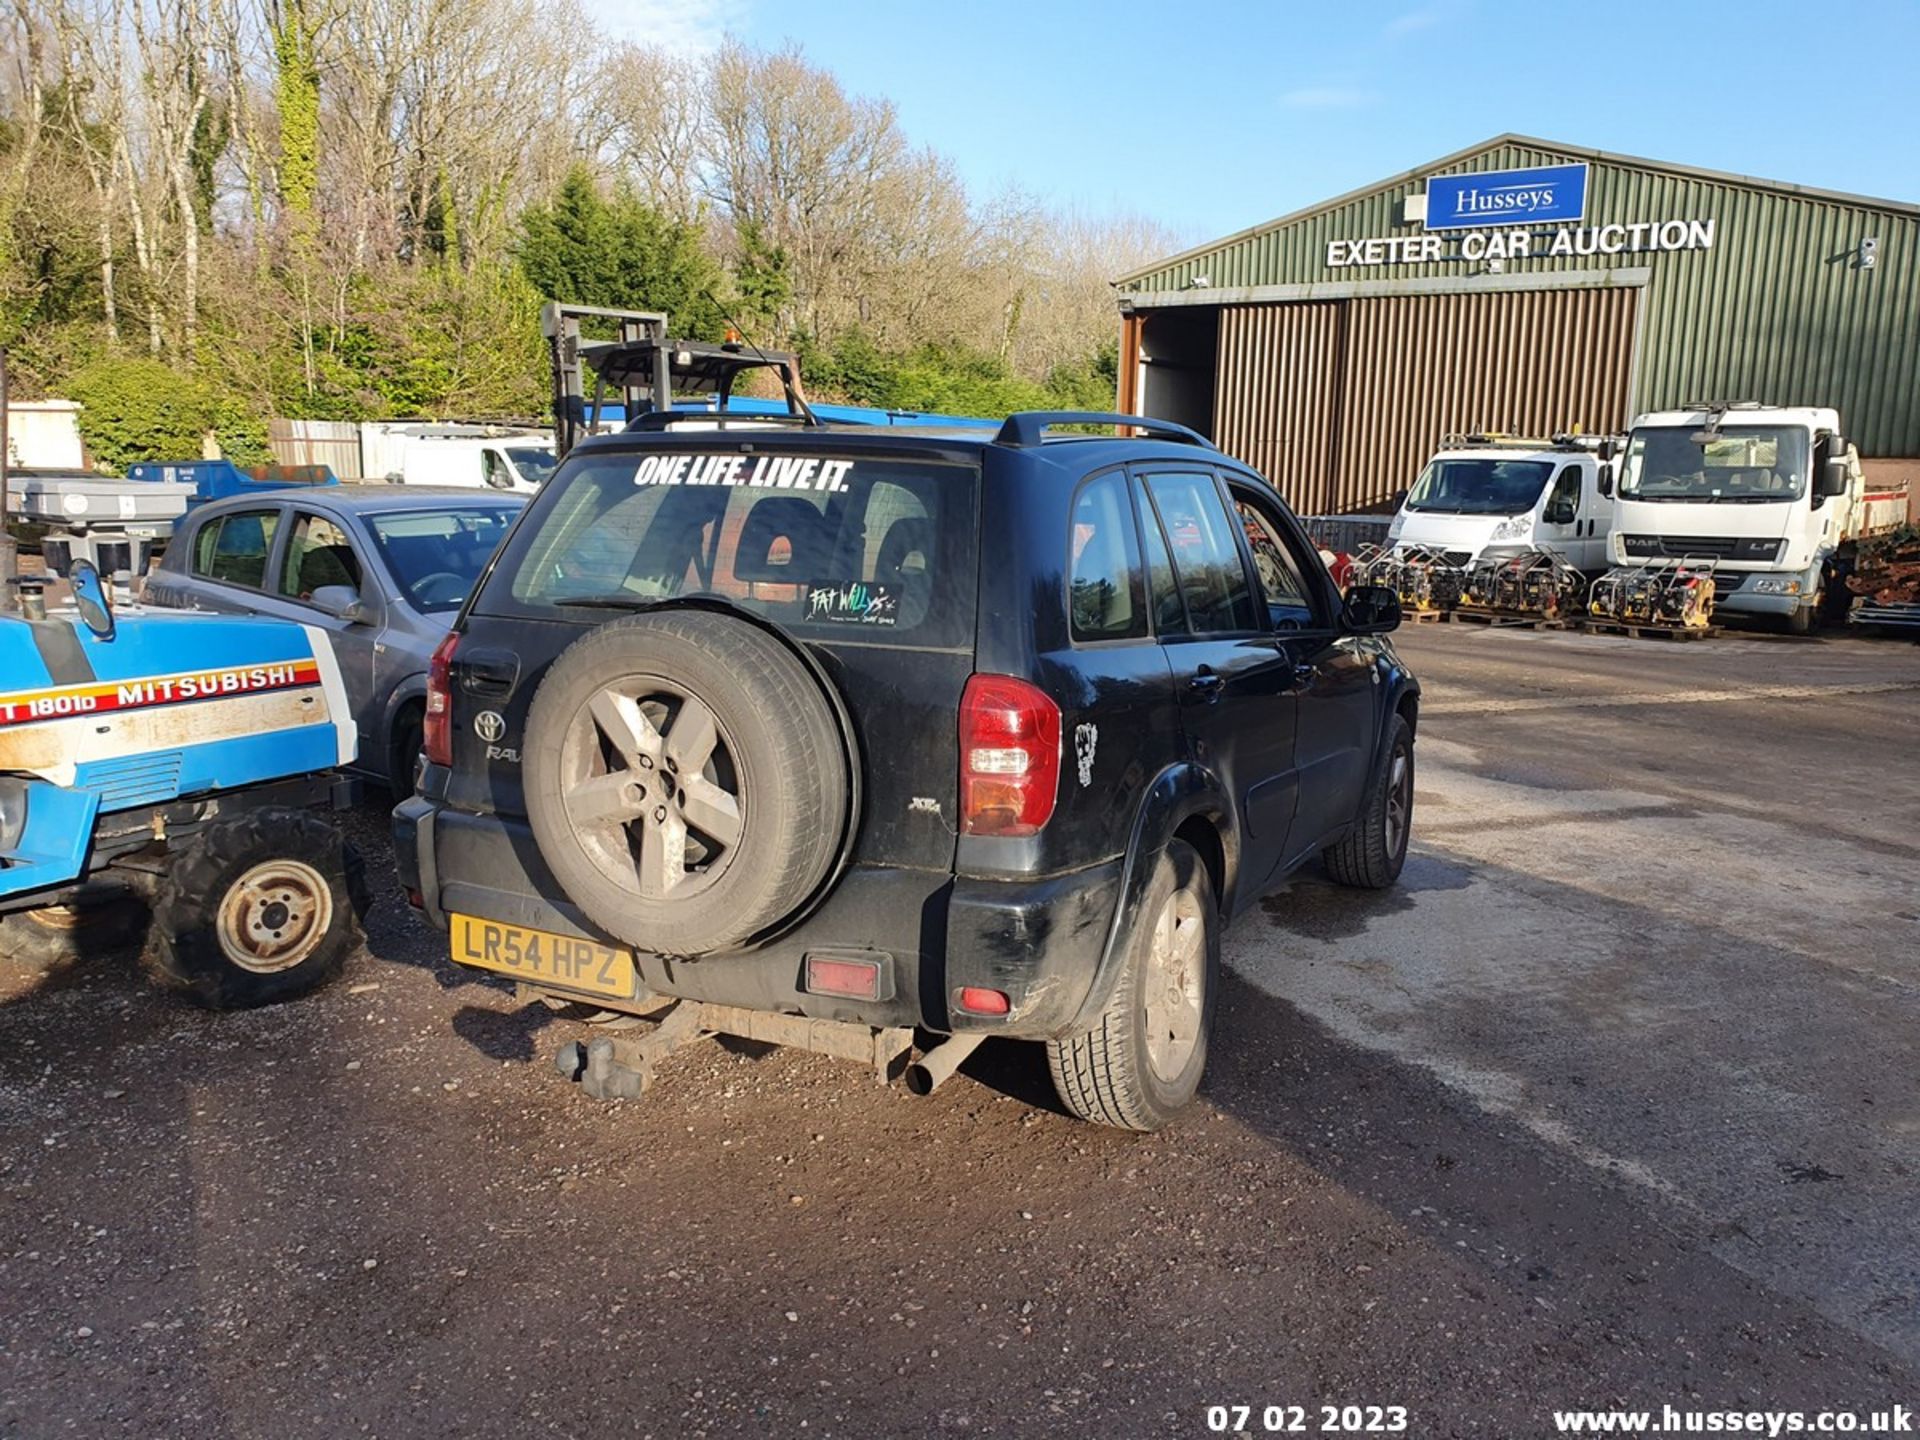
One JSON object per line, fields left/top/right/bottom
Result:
{"left": 1342, "top": 582, "right": 1401, "bottom": 635}
{"left": 68, "top": 560, "right": 116, "bottom": 641}
{"left": 310, "top": 584, "right": 370, "bottom": 623}
{"left": 1596, "top": 463, "right": 1614, "bottom": 498}
{"left": 1597, "top": 438, "right": 1617, "bottom": 462}
{"left": 1544, "top": 498, "right": 1577, "bottom": 526}
{"left": 1818, "top": 453, "right": 1850, "bottom": 498}
{"left": 1392, "top": 488, "right": 1409, "bottom": 510}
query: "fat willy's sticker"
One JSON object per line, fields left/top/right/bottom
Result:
{"left": 806, "top": 582, "right": 899, "bottom": 626}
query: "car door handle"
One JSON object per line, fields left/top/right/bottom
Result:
{"left": 458, "top": 648, "right": 519, "bottom": 696}
{"left": 1189, "top": 669, "right": 1224, "bottom": 702}
{"left": 1292, "top": 662, "right": 1316, "bottom": 685}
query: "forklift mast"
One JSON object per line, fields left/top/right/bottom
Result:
{"left": 540, "top": 302, "right": 815, "bottom": 460}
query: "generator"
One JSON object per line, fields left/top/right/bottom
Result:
{"left": 1350, "top": 543, "right": 1467, "bottom": 614}
{"left": 1587, "top": 558, "right": 1719, "bottom": 629}
{"left": 1460, "top": 548, "right": 1587, "bottom": 620}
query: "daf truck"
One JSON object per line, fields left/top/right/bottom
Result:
{"left": 1605, "top": 404, "right": 1909, "bottom": 633}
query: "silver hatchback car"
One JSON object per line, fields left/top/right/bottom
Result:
{"left": 146, "top": 487, "right": 524, "bottom": 788}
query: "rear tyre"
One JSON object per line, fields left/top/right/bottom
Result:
{"left": 1047, "top": 839, "right": 1218, "bottom": 1131}
{"left": 142, "top": 810, "right": 366, "bottom": 1009}
{"left": 1323, "top": 714, "right": 1414, "bottom": 890}
{"left": 0, "top": 897, "right": 148, "bottom": 1001}
{"left": 389, "top": 704, "right": 425, "bottom": 798}
{"left": 522, "top": 610, "right": 851, "bottom": 956}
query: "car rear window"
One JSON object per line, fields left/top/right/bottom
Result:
{"left": 494, "top": 449, "right": 978, "bottom": 648}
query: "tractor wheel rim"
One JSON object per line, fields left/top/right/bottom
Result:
{"left": 1142, "top": 884, "right": 1206, "bottom": 1082}
{"left": 1385, "top": 747, "right": 1412, "bottom": 856}
{"left": 217, "top": 860, "right": 333, "bottom": 973}
{"left": 560, "top": 677, "right": 744, "bottom": 903}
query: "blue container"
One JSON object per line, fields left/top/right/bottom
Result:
{"left": 126, "top": 460, "right": 341, "bottom": 509}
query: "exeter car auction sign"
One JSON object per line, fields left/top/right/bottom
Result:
{"left": 1324, "top": 161, "right": 1718, "bottom": 270}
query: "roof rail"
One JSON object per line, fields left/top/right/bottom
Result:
{"left": 993, "top": 411, "right": 1216, "bottom": 450}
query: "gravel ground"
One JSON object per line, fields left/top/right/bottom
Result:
{"left": 3, "top": 623, "right": 1918, "bottom": 1437}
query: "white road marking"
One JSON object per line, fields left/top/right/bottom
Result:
{"left": 1426, "top": 679, "right": 1920, "bottom": 716}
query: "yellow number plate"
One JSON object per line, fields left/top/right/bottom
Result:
{"left": 449, "top": 914, "right": 636, "bottom": 1000}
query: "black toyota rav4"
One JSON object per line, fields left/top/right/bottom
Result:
{"left": 393, "top": 411, "right": 1418, "bottom": 1130}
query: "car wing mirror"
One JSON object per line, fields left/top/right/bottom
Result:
{"left": 1596, "top": 463, "right": 1614, "bottom": 498}
{"left": 68, "top": 560, "right": 116, "bottom": 641}
{"left": 1545, "top": 499, "right": 1577, "bottom": 525}
{"left": 1818, "top": 456, "right": 1850, "bottom": 498}
{"left": 311, "top": 584, "right": 370, "bottom": 623}
{"left": 1341, "top": 582, "right": 1401, "bottom": 635}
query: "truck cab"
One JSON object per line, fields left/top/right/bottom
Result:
{"left": 1386, "top": 436, "right": 1617, "bottom": 573}
{"left": 1607, "top": 404, "right": 1906, "bottom": 632}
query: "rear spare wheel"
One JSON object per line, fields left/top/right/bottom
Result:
{"left": 522, "top": 610, "right": 851, "bottom": 956}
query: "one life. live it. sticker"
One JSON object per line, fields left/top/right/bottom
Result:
{"left": 805, "top": 581, "right": 899, "bottom": 626}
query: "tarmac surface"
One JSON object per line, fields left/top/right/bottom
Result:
{"left": 3, "top": 621, "right": 1919, "bottom": 1437}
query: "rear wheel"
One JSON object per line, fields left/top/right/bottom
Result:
{"left": 522, "top": 611, "right": 851, "bottom": 956}
{"left": 389, "top": 703, "right": 425, "bottom": 797}
{"left": 142, "top": 810, "right": 366, "bottom": 1009}
{"left": 1047, "top": 839, "right": 1218, "bottom": 1131}
{"left": 1323, "top": 715, "right": 1413, "bottom": 889}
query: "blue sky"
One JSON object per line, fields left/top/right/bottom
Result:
{"left": 643, "top": 0, "right": 1920, "bottom": 247}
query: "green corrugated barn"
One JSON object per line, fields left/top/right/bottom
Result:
{"left": 1115, "top": 135, "right": 1919, "bottom": 514}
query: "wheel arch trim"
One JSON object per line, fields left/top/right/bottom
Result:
{"left": 1063, "top": 762, "right": 1233, "bottom": 1033}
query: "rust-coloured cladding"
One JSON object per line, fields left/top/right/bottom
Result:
{"left": 1118, "top": 311, "right": 1144, "bottom": 413}
{"left": 1120, "top": 135, "right": 1920, "bottom": 459}
{"left": 1210, "top": 287, "right": 1637, "bottom": 512}
{"left": 1331, "top": 287, "right": 1637, "bottom": 511}
{"left": 1212, "top": 303, "right": 1343, "bottom": 505}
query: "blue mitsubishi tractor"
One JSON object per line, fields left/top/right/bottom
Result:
{"left": 0, "top": 557, "right": 367, "bottom": 1007}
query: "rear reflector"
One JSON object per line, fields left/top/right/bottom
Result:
{"left": 956, "top": 986, "right": 1010, "bottom": 1017}
{"left": 805, "top": 955, "right": 883, "bottom": 1002}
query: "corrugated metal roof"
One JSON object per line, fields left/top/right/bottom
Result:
{"left": 1118, "top": 134, "right": 1920, "bottom": 286}
{"left": 1120, "top": 136, "right": 1920, "bottom": 456}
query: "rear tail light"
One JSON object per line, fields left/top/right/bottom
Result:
{"left": 959, "top": 674, "right": 1060, "bottom": 837}
{"left": 424, "top": 631, "right": 460, "bottom": 767}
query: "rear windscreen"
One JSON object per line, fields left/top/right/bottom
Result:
{"left": 497, "top": 450, "right": 978, "bottom": 648}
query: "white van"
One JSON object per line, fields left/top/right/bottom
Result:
{"left": 366, "top": 425, "right": 557, "bottom": 494}
{"left": 1386, "top": 435, "right": 1619, "bottom": 573}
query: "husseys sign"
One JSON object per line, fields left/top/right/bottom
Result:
{"left": 1325, "top": 161, "right": 1718, "bottom": 270}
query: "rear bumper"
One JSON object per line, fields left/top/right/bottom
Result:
{"left": 393, "top": 793, "right": 1121, "bottom": 1039}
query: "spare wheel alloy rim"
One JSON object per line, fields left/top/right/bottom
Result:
{"left": 217, "top": 860, "right": 334, "bottom": 973}
{"left": 1142, "top": 884, "right": 1205, "bottom": 1082}
{"left": 560, "top": 675, "right": 745, "bottom": 901}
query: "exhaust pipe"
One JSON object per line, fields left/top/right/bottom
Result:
{"left": 904, "top": 1032, "right": 985, "bottom": 1096}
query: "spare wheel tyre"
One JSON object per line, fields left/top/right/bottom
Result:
{"left": 523, "top": 610, "right": 851, "bottom": 956}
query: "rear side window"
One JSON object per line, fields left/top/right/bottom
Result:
{"left": 1069, "top": 472, "right": 1146, "bottom": 641}
{"left": 281, "top": 513, "right": 362, "bottom": 601}
{"left": 192, "top": 509, "right": 280, "bottom": 590}
{"left": 1140, "top": 472, "right": 1259, "bottom": 635}
{"left": 498, "top": 450, "right": 978, "bottom": 648}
